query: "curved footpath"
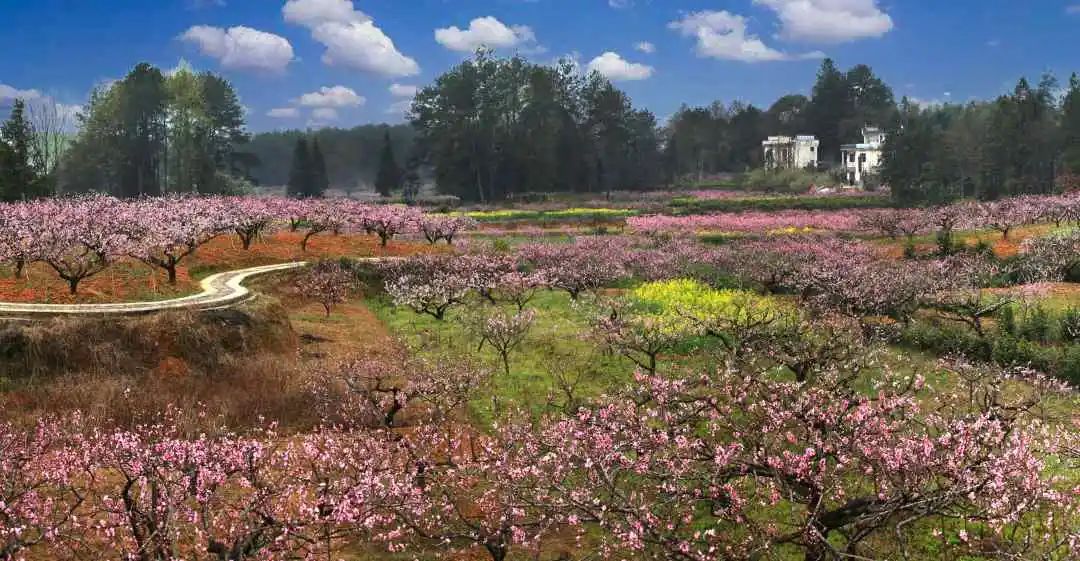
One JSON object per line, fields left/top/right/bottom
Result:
{"left": 0, "top": 256, "right": 406, "bottom": 319}
{"left": 0, "top": 262, "right": 309, "bottom": 319}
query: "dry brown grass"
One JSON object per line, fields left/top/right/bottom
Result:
{"left": 0, "top": 298, "right": 312, "bottom": 427}
{"left": 0, "top": 261, "right": 409, "bottom": 433}
{"left": 0, "top": 230, "right": 440, "bottom": 304}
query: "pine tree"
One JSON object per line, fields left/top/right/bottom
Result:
{"left": 287, "top": 137, "right": 312, "bottom": 198}
{"left": 806, "top": 58, "right": 850, "bottom": 162}
{"left": 375, "top": 130, "right": 400, "bottom": 197}
{"left": 310, "top": 138, "right": 329, "bottom": 198}
{"left": 0, "top": 99, "right": 40, "bottom": 201}
{"left": 1062, "top": 73, "right": 1080, "bottom": 175}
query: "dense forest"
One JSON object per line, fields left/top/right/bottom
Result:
{"left": 410, "top": 52, "right": 664, "bottom": 202}
{"left": 60, "top": 62, "right": 250, "bottom": 197}
{"left": 246, "top": 124, "right": 414, "bottom": 193}
{"left": 4, "top": 55, "right": 1080, "bottom": 205}
{"left": 665, "top": 59, "right": 896, "bottom": 178}
{"left": 884, "top": 75, "right": 1080, "bottom": 204}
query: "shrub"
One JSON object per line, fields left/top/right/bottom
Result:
{"left": 1059, "top": 344, "right": 1080, "bottom": 385}
{"left": 936, "top": 229, "right": 954, "bottom": 256}
{"left": 902, "top": 242, "right": 918, "bottom": 259}
{"left": 740, "top": 168, "right": 835, "bottom": 194}
{"left": 899, "top": 322, "right": 992, "bottom": 361}
{"left": 1060, "top": 307, "right": 1080, "bottom": 343}
{"left": 1019, "top": 305, "right": 1053, "bottom": 343}
{"left": 996, "top": 305, "right": 1017, "bottom": 337}
{"left": 991, "top": 335, "right": 1055, "bottom": 372}
{"left": 669, "top": 194, "right": 891, "bottom": 215}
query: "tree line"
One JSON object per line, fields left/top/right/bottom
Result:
{"left": 629, "top": 59, "right": 897, "bottom": 185}
{"left": 883, "top": 75, "right": 1080, "bottom": 204}
{"left": 59, "top": 62, "right": 252, "bottom": 197}
{"left": 248, "top": 124, "right": 414, "bottom": 194}
{"left": 7, "top": 56, "right": 1080, "bottom": 205}
{"left": 0, "top": 98, "right": 69, "bottom": 201}
{"left": 409, "top": 51, "right": 663, "bottom": 203}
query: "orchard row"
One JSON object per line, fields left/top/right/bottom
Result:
{"left": 630, "top": 192, "right": 1080, "bottom": 236}
{"left": 3, "top": 344, "right": 1077, "bottom": 561}
{"left": 0, "top": 196, "right": 476, "bottom": 294}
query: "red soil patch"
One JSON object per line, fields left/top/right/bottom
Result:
{"left": 986, "top": 282, "right": 1080, "bottom": 301}
{"left": 0, "top": 231, "right": 438, "bottom": 305}
{"left": 879, "top": 224, "right": 1057, "bottom": 260}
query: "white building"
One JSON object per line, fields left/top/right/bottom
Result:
{"left": 762, "top": 135, "right": 820, "bottom": 170}
{"left": 840, "top": 127, "right": 886, "bottom": 187}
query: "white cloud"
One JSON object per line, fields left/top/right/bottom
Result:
{"left": 753, "top": 0, "right": 893, "bottom": 44}
{"left": 297, "top": 85, "right": 366, "bottom": 108}
{"left": 0, "top": 84, "right": 43, "bottom": 101}
{"left": 1066, "top": 4, "right": 1080, "bottom": 14}
{"left": 387, "top": 99, "right": 412, "bottom": 116}
{"left": 179, "top": 25, "right": 294, "bottom": 72}
{"left": 283, "top": 0, "right": 420, "bottom": 77}
{"left": 908, "top": 97, "right": 944, "bottom": 108}
{"left": 609, "top": 0, "right": 632, "bottom": 7}
{"left": 635, "top": 41, "right": 656, "bottom": 54}
{"left": 283, "top": 0, "right": 368, "bottom": 26}
{"left": 389, "top": 83, "right": 418, "bottom": 97}
{"left": 0, "top": 85, "right": 82, "bottom": 131}
{"left": 669, "top": 10, "right": 823, "bottom": 63}
{"left": 586, "top": 51, "right": 654, "bottom": 81}
{"left": 267, "top": 107, "right": 300, "bottom": 118}
{"left": 435, "top": 16, "right": 540, "bottom": 53}
{"left": 311, "top": 107, "right": 339, "bottom": 121}
{"left": 313, "top": 22, "right": 420, "bottom": 77}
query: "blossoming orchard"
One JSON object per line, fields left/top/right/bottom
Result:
{"left": 0, "top": 188, "right": 1079, "bottom": 561}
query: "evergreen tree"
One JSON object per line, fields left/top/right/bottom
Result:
{"left": 806, "top": 58, "right": 851, "bottom": 162}
{"left": 1062, "top": 73, "right": 1080, "bottom": 174}
{"left": 375, "top": 130, "right": 400, "bottom": 197}
{"left": 287, "top": 138, "right": 312, "bottom": 198}
{"left": 310, "top": 138, "right": 329, "bottom": 197}
{"left": 881, "top": 99, "right": 954, "bottom": 205}
{"left": 61, "top": 62, "right": 248, "bottom": 197}
{"left": 0, "top": 99, "right": 40, "bottom": 201}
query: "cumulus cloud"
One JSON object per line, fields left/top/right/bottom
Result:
{"left": 635, "top": 41, "right": 656, "bottom": 54}
{"left": 386, "top": 99, "right": 413, "bottom": 116}
{"left": 284, "top": 0, "right": 368, "bottom": 26}
{"left": 0, "top": 84, "right": 82, "bottom": 131}
{"left": 389, "top": 83, "right": 418, "bottom": 98}
{"left": 753, "top": 0, "right": 893, "bottom": 44}
{"left": 179, "top": 25, "right": 295, "bottom": 72}
{"left": 267, "top": 107, "right": 300, "bottom": 118}
{"left": 668, "top": 10, "right": 823, "bottom": 63}
{"left": 586, "top": 52, "right": 654, "bottom": 81}
{"left": 283, "top": 0, "right": 419, "bottom": 77}
{"left": 0, "top": 84, "right": 42, "bottom": 101}
{"left": 297, "top": 85, "right": 366, "bottom": 108}
{"left": 435, "top": 16, "right": 541, "bottom": 53}
{"left": 311, "top": 107, "right": 339, "bottom": 121}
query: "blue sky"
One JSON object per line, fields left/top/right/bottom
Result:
{"left": 2, "top": 0, "right": 1079, "bottom": 132}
